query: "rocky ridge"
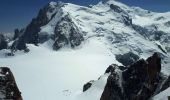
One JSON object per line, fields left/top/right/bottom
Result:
{"left": 0, "top": 67, "right": 22, "bottom": 100}
{"left": 83, "top": 53, "right": 170, "bottom": 100}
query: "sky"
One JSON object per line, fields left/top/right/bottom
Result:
{"left": 0, "top": 0, "right": 170, "bottom": 33}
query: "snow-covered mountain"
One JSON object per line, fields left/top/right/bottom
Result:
{"left": 0, "top": 0, "right": 170, "bottom": 100}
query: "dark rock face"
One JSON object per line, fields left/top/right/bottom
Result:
{"left": 105, "top": 64, "right": 126, "bottom": 74}
{"left": 101, "top": 64, "right": 125, "bottom": 100}
{"left": 152, "top": 31, "right": 168, "bottom": 41}
{"left": 0, "top": 34, "right": 8, "bottom": 50}
{"left": 105, "top": 65, "right": 115, "bottom": 74}
{"left": 155, "top": 16, "right": 165, "bottom": 21}
{"left": 11, "top": 38, "right": 27, "bottom": 51}
{"left": 100, "top": 74, "right": 124, "bottom": 100}
{"left": 19, "top": 6, "right": 49, "bottom": 45}
{"left": 21, "top": 2, "right": 64, "bottom": 45}
{"left": 53, "top": 14, "right": 84, "bottom": 50}
{"left": 165, "top": 47, "right": 170, "bottom": 52}
{"left": 83, "top": 80, "right": 94, "bottom": 92}
{"left": 13, "top": 28, "right": 25, "bottom": 40}
{"left": 157, "top": 44, "right": 167, "bottom": 54}
{"left": 165, "top": 21, "right": 170, "bottom": 27}
{"left": 22, "top": 7, "right": 48, "bottom": 45}
{"left": 146, "top": 53, "right": 161, "bottom": 85}
{"left": 11, "top": 2, "right": 83, "bottom": 52}
{"left": 110, "top": 3, "right": 132, "bottom": 26}
{"left": 122, "top": 15, "right": 132, "bottom": 26}
{"left": 115, "top": 52, "right": 139, "bottom": 66}
{"left": 39, "top": 32, "right": 51, "bottom": 43}
{"left": 10, "top": 28, "right": 28, "bottom": 53}
{"left": 0, "top": 67, "right": 22, "bottom": 100}
{"left": 13, "top": 2, "right": 64, "bottom": 50}
{"left": 122, "top": 59, "right": 148, "bottom": 100}
{"left": 110, "top": 4, "right": 123, "bottom": 13}
{"left": 132, "top": 24, "right": 150, "bottom": 39}
{"left": 69, "top": 27, "right": 84, "bottom": 48}
{"left": 53, "top": 34, "right": 68, "bottom": 50}
{"left": 101, "top": 53, "right": 162, "bottom": 100}
{"left": 132, "top": 24, "right": 170, "bottom": 44}
{"left": 13, "top": 29, "right": 20, "bottom": 40}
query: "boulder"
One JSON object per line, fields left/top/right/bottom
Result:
{"left": 83, "top": 80, "right": 94, "bottom": 92}
{"left": 0, "top": 67, "right": 23, "bottom": 100}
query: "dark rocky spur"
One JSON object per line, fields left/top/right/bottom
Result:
{"left": 10, "top": 1, "right": 84, "bottom": 52}
{"left": 0, "top": 34, "right": 8, "bottom": 50}
{"left": 100, "top": 53, "right": 166, "bottom": 100}
{"left": 0, "top": 67, "right": 22, "bottom": 100}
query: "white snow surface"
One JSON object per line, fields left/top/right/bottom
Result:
{"left": 152, "top": 87, "right": 170, "bottom": 100}
{"left": 0, "top": 37, "right": 120, "bottom": 100}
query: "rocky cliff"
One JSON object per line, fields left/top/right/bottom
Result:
{"left": 100, "top": 53, "right": 167, "bottom": 100}
{"left": 0, "top": 67, "right": 22, "bottom": 100}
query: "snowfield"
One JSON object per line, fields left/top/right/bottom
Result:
{"left": 0, "top": 37, "right": 120, "bottom": 100}
{"left": 153, "top": 87, "right": 170, "bottom": 100}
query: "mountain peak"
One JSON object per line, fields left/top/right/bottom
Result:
{"left": 102, "top": 0, "right": 117, "bottom": 3}
{"left": 49, "top": 1, "right": 57, "bottom": 6}
{"left": 102, "top": 0, "right": 128, "bottom": 6}
{"left": 48, "top": 1, "right": 64, "bottom": 7}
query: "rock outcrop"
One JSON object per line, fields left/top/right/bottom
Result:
{"left": 164, "top": 21, "right": 170, "bottom": 27}
{"left": 101, "top": 53, "right": 162, "bottom": 100}
{"left": 0, "top": 67, "right": 22, "bottom": 100}
{"left": 53, "top": 14, "right": 84, "bottom": 50}
{"left": 0, "top": 34, "right": 8, "bottom": 50}
{"left": 11, "top": 1, "right": 64, "bottom": 51}
{"left": 83, "top": 80, "right": 94, "bottom": 92}
{"left": 10, "top": 1, "right": 84, "bottom": 52}
{"left": 115, "top": 52, "right": 139, "bottom": 66}
{"left": 13, "top": 28, "right": 24, "bottom": 40}
{"left": 101, "top": 64, "right": 124, "bottom": 100}
{"left": 20, "top": 2, "right": 64, "bottom": 45}
{"left": 110, "top": 4, "right": 123, "bottom": 13}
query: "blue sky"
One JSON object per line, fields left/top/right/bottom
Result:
{"left": 0, "top": 0, "right": 170, "bottom": 33}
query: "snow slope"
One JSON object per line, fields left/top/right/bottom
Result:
{"left": 153, "top": 87, "right": 170, "bottom": 100}
{"left": 0, "top": 37, "right": 121, "bottom": 100}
